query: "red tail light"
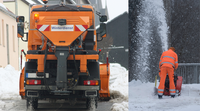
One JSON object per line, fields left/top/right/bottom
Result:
{"left": 27, "top": 80, "right": 41, "bottom": 85}
{"left": 84, "top": 80, "right": 99, "bottom": 86}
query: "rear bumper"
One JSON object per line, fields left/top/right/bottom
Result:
{"left": 25, "top": 85, "right": 100, "bottom": 91}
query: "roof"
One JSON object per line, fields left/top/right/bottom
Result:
{"left": 0, "top": 3, "right": 7, "bottom": 10}
{"left": 0, "top": 3, "right": 16, "bottom": 18}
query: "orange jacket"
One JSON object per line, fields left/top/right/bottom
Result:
{"left": 159, "top": 49, "right": 178, "bottom": 70}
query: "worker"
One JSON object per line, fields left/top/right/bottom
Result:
{"left": 158, "top": 47, "right": 178, "bottom": 99}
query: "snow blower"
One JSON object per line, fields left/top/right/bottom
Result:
{"left": 154, "top": 72, "right": 183, "bottom": 96}
{"left": 163, "top": 74, "right": 183, "bottom": 96}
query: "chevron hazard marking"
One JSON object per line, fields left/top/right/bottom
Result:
{"left": 37, "top": 25, "right": 50, "bottom": 31}
{"left": 75, "top": 25, "right": 88, "bottom": 31}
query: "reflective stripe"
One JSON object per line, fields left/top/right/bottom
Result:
{"left": 158, "top": 93, "right": 163, "bottom": 96}
{"left": 163, "top": 56, "right": 175, "bottom": 60}
{"left": 158, "top": 89, "right": 164, "bottom": 92}
{"left": 170, "top": 93, "right": 176, "bottom": 95}
{"left": 170, "top": 89, "right": 176, "bottom": 91}
{"left": 175, "top": 61, "right": 178, "bottom": 63}
{"left": 160, "top": 60, "right": 162, "bottom": 62}
{"left": 161, "top": 62, "right": 175, "bottom": 67}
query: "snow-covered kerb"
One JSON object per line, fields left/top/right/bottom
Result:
{"left": 135, "top": 0, "right": 168, "bottom": 82}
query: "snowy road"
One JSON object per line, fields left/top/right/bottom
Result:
{"left": 0, "top": 63, "right": 128, "bottom": 111}
{"left": 0, "top": 99, "right": 113, "bottom": 111}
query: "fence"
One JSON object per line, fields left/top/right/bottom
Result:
{"left": 176, "top": 63, "right": 200, "bottom": 84}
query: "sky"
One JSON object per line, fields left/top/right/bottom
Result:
{"left": 102, "top": 0, "right": 128, "bottom": 20}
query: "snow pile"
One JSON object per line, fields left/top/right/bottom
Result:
{"left": 109, "top": 63, "right": 128, "bottom": 111}
{"left": 0, "top": 65, "right": 21, "bottom": 109}
{"left": 129, "top": 80, "right": 200, "bottom": 111}
{"left": 0, "top": 65, "right": 21, "bottom": 100}
{"left": 25, "top": 0, "right": 36, "bottom": 4}
{"left": 111, "top": 101, "right": 128, "bottom": 111}
{"left": 37, "top": 0, "right": 44, "bottom": 4}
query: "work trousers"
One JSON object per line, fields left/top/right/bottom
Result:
{"left": 158, "top": 67, "right": 176, "bottom": 96}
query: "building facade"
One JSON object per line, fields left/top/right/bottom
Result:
{"left": 0, "top": 0, "right": 18, "bottom": 70}
{"left": 3, "top": 0, "right": 33, "bottom": 62}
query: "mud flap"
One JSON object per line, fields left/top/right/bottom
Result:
{"left": 99, "top": 64, "right": 110, "bottom": 100}
{"left": 19, "top": 67, "right": 25, "bottom": 99}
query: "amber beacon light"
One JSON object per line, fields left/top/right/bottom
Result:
{"left": 43, "top": 0, "right": 48, "bottom": 4}
{"left": 34, "top": 13, "right": 39, "bottom": 20}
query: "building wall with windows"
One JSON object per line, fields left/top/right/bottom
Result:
{"left": 4, "top": 0, "right": 31, "bottom": 62}
{"left": 0, "top": 1, "right": 18, "bottom": 70}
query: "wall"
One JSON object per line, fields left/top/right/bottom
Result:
{"left": 0, "top": 10, "right": 18, "bottom": 70}
{"left": 98, "top": 12, "right": 128, "bottom": 69}
{"left": 4, "top": 0, "right": 29, "bottom": 62}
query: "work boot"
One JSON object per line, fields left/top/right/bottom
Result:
{"left": 171, "top": 95, "right": 175, "bottom": 98}
{"left": 158, "top": 95, "right": 162, "bottom": 99}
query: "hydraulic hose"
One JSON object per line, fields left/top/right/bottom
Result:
{"left": 43, "top": 40, "right": 50, "bottom": 91}
{"left": 69, "top": 48, "right": 79, "bottom": 89}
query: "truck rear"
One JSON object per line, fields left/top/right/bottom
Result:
{"left": 17, "top": 1, "right": 109, "bottom": 110}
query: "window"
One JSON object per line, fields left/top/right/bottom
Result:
{"left": 2, "top": 20, "right": 4, "bottom": 47}
{"left": 0, "top": 20, "right": 1, "bottom": 45}
{"left": 6, "top": 24, "right": 10, "bottom": 64}
{"left": 12, "top": 26, "right": 15, "bottom": 52}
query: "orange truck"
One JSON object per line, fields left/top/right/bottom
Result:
{"left": 16, "top": 1, "right": 110, "bottom": 110}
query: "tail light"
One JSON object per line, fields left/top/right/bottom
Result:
{"left": 84, "top": 80, "right": 99, "bottom": 86}
{"left": 26, "top": 80, "right": 41, "bottom": 85}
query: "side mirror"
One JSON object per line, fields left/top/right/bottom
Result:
{"left": 16, "top": 16, "right": 25, "bottom": 38}
{"left": 100, "top": 23, "right": 106, "bottom": 38}
{"left": 99, "top": 15, "right": 107, "bottom": 22}
{"left": 16, "top": 16, "right": 24, "bottom": 22}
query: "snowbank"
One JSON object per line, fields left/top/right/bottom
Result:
{"left": 0, "top": 65, "right": 21, "bottom": 100}
{"left": 129, "top": 80, "right": 200, "bottom": 111}
{"left": 109, "top": 63, "right": 128, "bottom": 111}
{"left": 0, "top": 65, "right": 21, "bottom": 109}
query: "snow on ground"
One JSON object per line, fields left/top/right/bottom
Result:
{"left": 129, "top": 80, "right": 200, "bottom": 111}
{"left": 0, "top": 65, "right": 21, "bottom": 110}
{"left": 109, "top": 63, "right": 128, "bottom": 111}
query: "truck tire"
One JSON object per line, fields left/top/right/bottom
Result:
{"left": 26, "top": 98, "right": 38, "bottom": 110}
{"left": 86, "top": 97, "right": 97, "bottom": 110}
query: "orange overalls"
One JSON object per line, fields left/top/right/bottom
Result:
{"left": 158, "top": 49, "right": 178, "bottom": 96}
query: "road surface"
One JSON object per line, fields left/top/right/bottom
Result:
{"left": 1, "top": 99, "right": 113, "bottom": 111}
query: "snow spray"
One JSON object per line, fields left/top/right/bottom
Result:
{"left": 133, "top": 0, "right": 168, "bottom": 82}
